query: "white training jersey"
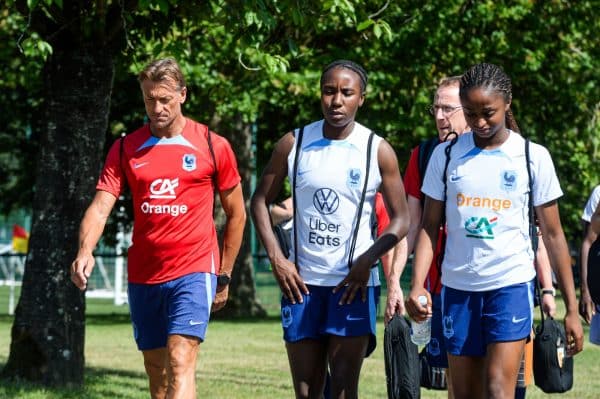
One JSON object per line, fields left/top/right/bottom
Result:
{"left": 582, "top": 185, "right": 600, "bottom": 222}
{"left": 422, "top": 131, "right": 562, "bottom": 291}
{"left": 287, "top": 120, "right": 382, "bottom": 286}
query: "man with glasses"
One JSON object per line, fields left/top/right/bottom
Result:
{"left": 398, "top": 75, "right": 469, "bottom": 398}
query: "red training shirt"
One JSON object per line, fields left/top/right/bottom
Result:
{"left": 97, "top": 118, "right": 241, "bottom": 284}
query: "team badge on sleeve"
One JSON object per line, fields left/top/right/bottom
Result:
{"left": 182, "top": 154, "right": 197, "bottom": 171}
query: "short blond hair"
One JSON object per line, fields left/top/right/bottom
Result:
{"left": 438, "top": 75, "right": 462, "bottom": 89}
{"left": 138, "top": 58, "right": 186, "bottom": 89}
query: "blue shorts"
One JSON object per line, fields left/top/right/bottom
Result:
{"left": 281, "top": 285, "right": 380, "bottom": 357}
{"left": 426, "top": 293, "right": 448, "bottom": 368}
{"left": 128, "top": 272, "right": 216, "bottom": 350}
{"left": 590, "top": 305, "right": 600, "bottom": 345}
{"left": 441, "top": 280, "right": 534, "bottom": 357}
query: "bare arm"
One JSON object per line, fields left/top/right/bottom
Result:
{"left": 406, "top": 196, "right": 443, "bottom": 322}
{"left": 71, "top": 190, "right": 117, "bottom": 290}
{"left": 212, "top": 183, "right": 247, "bottom": 312}
{"left": 394, "top": 195, "right": 421, "bottom": 284}
{"left": 405, "top": 195, "right": 423, "bottom": 255}
{"left": 382, "top": 238, "right": 407, "bottom": 324}
{"left": 592, "top": 202, "right": 600, "bottom": 235}
{"left": 536, "top": 201, "right": 584, "bottom": 355}
{"left": 535, "top": 232, "right": 557, "bottom": 317}
{"left": 383, "top": 193, "right": 422, "bottom": 324}
{"left": 250, "top": 132, "right": 308, "bottom": 304}
{"left": 270, "top": 197, "right": 293, "bottom": 225}
{"left": 580, "top": 221, "right": 597, "bottom": 323}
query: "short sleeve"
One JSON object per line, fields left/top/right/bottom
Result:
{"left": 212, "top": 134, "right": 242, "bottom": 192}
{"left": 421, "top": 143, "right": 447, "bottom": 201}
{"left": 582, "top": 186, "right": 600, "bottom": 222}
{"left": 530, "top": 143, "right": 563, "bottom": 207}
{"left": 96, "top": 139, "right": 125, "bottom": 198}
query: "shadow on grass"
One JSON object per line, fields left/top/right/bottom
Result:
{"left": 85, "top": 313, "right": 132, "bottom": 325}
{"left": 0, "top": 365, "right": 148, "bottom": 399}
{"left": 0, "top": 313, "right": 134, "bottom": 326}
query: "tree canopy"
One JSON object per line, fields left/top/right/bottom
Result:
{"left": 0, "top": 0, "right": 598, "bottom": 386}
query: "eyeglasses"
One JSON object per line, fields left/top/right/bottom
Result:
{"left": 428, "top": 104, "right": 462, "bottom": 116}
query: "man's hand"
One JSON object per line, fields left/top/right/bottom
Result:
{"left": 71, "top": 252, "right": 95, "bottom": 291}
{"left": 384, "top": 283, "right": 405, "bottom": 325}
{"left": 212, "top": 285, "right": 228, "bottom": 313}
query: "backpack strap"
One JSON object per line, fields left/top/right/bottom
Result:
{"left": 526, "top": 138, "right": 546, "bottom": 325}
{"left": 292, "top": 126, "right": 305, "bottom": 270}
{"left": 347, "top": 131, "right": 375, "bottom": 269}
{"left": 442, "top": 137, "right": 458, "bottom": 203}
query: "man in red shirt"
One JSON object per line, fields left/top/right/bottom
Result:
{"left": 71, "top": 58, "right": 246, "bottom": 399}
{"left": 400, "top": 76, "right": 469, "bottom": 396}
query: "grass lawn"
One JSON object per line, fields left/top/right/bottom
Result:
{"left": 0, "top": 289, "right": 600, "bottom": 397}
{"left": 0, "top": 311, "right": 599, "bottom": 397}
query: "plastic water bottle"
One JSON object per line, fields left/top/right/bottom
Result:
{"left": 411, "top": 295, "right": 431, "bottom": 346}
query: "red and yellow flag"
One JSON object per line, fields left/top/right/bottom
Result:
{"left": 12, "top": 224, "right": 29, "bottom": 254}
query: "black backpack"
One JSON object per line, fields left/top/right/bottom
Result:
{"left": 384, "top": 315, "right": 420, "bottom": 399}
{"left": 587, "top": 236, "right": 600, "bottom": 304}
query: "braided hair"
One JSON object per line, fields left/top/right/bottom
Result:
{"left": 460, "top": 63, "right": 520, "bottom": 133}
{"left": 320, "top": 60, "right": 368, "bottom": 94}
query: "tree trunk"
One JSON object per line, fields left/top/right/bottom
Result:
{"left": 1, "top": 48, "right": 114, "bottom": 386}
{"left": 212, "top": 117, "right": 266, "bottom": 318}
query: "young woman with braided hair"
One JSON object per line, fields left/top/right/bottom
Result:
{"left": 406, "top": 62, "right": 583, "bottom": 399}
{"left": 252, "top": 60, "right": 409, "bottom": 398}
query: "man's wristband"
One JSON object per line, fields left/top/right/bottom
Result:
{"left": 542, "top": 288, "right": 556, "bottom": 297}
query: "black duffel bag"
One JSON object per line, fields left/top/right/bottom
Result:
{"left": 533, "top": 317, "right": 574, "bottom": 393}
{"left": 384, "top": 315, "right": 420, "bottom": 399}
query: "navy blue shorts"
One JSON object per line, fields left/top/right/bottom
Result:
{"left": 442, "top": 280, "right": 534, "bottom": 357}
{"left": 281, "top": 285, "right": 380, "bottom": 357}
{"left": 426, "top": 293, "right": 449, "bottom": 368}
{"left": 128, "top": 272, "right": 216, "bottom": 350}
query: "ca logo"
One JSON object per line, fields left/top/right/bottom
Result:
{"left": 465, "top": 216, "right": 497, "bottom": 239}
{"left": 149, "top": 178, "right": 179, "bottom": 199}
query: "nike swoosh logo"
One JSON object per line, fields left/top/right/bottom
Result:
{"left": 297, "top": 170, "right": 312, "bottom": 176}
{"left": 134, "top": 162, "right": 149, "bottom": 169}
{"left": 512, "top": 316, "right": 527, "bottom": 323}
{"left": 189, "top": 320, "right": 205, "bottom": 326}
{"left": 449, "top": 175, "right": 463, "bottom": 182}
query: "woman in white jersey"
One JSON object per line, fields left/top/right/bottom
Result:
{"left": 406, "top": 63, "right": 583, "bottom": 399}
{"left": 251, "top": 60, "right": 409, "bottom": 399}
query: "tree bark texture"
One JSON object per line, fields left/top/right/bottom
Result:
{"left": 212, "top": 117, "right": 267, "bottom": 319}
{"left": 1, "top": 48, "right": 114, "bottom": 386}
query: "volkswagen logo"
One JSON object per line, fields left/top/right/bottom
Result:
{"left": 313, "top": 188, "right": 339, "bottom": 215}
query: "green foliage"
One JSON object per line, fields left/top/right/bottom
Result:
{"left": 0, "top": 0, "right": 598, "bottom": 241}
